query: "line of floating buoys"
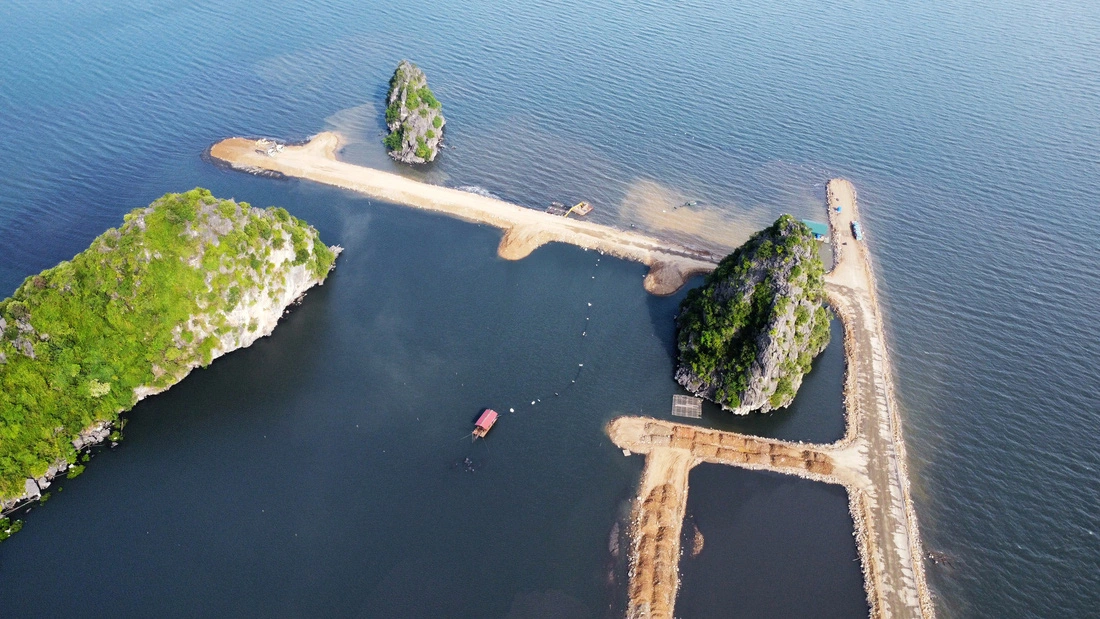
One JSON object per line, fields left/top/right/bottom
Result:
{"left": 509, "top": 255, "right": 599, "bottom": 411}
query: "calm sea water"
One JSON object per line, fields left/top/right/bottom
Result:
{"left": 677, "top": 465, "right": 867, "bottom": 618}
{"left": 1, "top": 0, "right": 1098, "bottom": 616}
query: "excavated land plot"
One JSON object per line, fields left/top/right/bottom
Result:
{"left": 208, "top": 134, "right": 719, "bottom": 295}
{"left": 610, "top": 179, "right": 934, "bottom": 619}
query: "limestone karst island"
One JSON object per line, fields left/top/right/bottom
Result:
{"left": 0, "top": 189, "right": 338, "bottom": 520}
{"left": 676, "top": 215, "right": 831, "bottom": 413}
{"left": 384, "top": 60, "right": 445, "bottom": 164}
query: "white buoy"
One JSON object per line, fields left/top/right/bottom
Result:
{"left": 587, "top": 303, "right": 592, "bottom": 307}
{"left": 509, "top": 408, "right": 515, "bottom": 413}
{"left": 579, "top": 363, "right": 584, "bottom": 367}
{"left": 531, "top": 401, "right": 536, "bottom": 405}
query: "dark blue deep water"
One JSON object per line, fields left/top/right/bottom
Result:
{"left": 677, "top": 465, "right": 867, "bottom": 619}
{"left": 1, "top": 0, "right": 1098, "bottom": 616}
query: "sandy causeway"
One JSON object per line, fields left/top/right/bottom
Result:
{"left": 209, "top": 134, "right": 719, "bottom": 295}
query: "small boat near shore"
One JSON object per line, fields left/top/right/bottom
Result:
{"left": 546, "top": 201, "right": 593, "bottom": 217}
{"left": 569, "top": 201, "right": 593, "bottom": 216}
{"left": 546, "top": 202, "right": 569, "bottom": 216}
{"left": 473, "top": 409, "right": 499, "bottom": 440}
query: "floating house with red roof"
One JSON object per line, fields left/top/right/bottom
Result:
{"left": 473, "top": 409, "right": 499, "bottom": 440}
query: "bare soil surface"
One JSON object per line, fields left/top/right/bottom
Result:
{"left": 625, "top": 448, "right": 693, "bottom": 619}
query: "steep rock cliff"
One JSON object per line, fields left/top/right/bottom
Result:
{"left": 384, "top": 60, "right": 445, "bottom": 164}
{"left": 675, "top": 215, "right": 830, "bottom": 414}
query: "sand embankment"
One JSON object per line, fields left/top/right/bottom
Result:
{"left": 209, "top": 134, "right": 719, "bottom": 295}
{"left": 625, "top": 446, "right": 693, "bottom": 619}
{"left": 610, "top": 179, "right": 934, "bottom": 618}
{"left": 609, "top": 418, "right": 839, "bottom": 481}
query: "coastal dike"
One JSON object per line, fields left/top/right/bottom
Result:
{"left": 611, "top": 179, "right": 934, "bottom": 618}
{"left": 208, "top": 133, "right": 719, "bottom": 295}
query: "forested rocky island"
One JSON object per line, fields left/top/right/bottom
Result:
{"left": 675, "top": 215, "right": 830, "bottom": 413}
{"left": 384, "top": 60, "right": 445, "bottom": 164}
{"left": 0, "top": 189, "right": 338, "bottom": 514}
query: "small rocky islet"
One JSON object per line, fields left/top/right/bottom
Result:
{"left": 675, "top": 215, "right": 831, "bottom": 413}
{"left": 384, "top": 60, "right": 446, "bottom": 164}
{"left": 0, "top": 189, "right": 338, "bottom": 515}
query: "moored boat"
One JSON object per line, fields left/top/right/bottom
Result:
{"left": 473, "top": 409, "right": 499, "bottom": 439}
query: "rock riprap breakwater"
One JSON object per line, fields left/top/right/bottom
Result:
{"left": 0, "top": 188, "right": 340, "bottom": 514}
{"left": 385, "top": 60, "right": 445, "bottom": 164}
{"left": 675, "top": 215, "right": 831, "bottom": 414}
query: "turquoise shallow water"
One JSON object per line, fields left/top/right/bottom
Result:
{"left": 1, "top": 0, "right": 1099, "bottom": 616}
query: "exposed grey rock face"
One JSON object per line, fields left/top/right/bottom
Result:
{"left": 384, "top": 60, "right": 445, "bottom": 164}
{"left": 675, "top": 215, "right": 831, "bottom": 414}
{"left": 23, "top": 479, "right": 40, "bottom": 501}
{"left": 72, "top": 422, "right": 111, "bottom": 451}
{"left": 45, "top": 462, "right": 66, "bottom": 479}
{"left": 12, "top": 337, "right": 35, "bottom": 359}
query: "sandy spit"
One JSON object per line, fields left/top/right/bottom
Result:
{"left": 209, "top": 133, "right": 720, "bottom": 295}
